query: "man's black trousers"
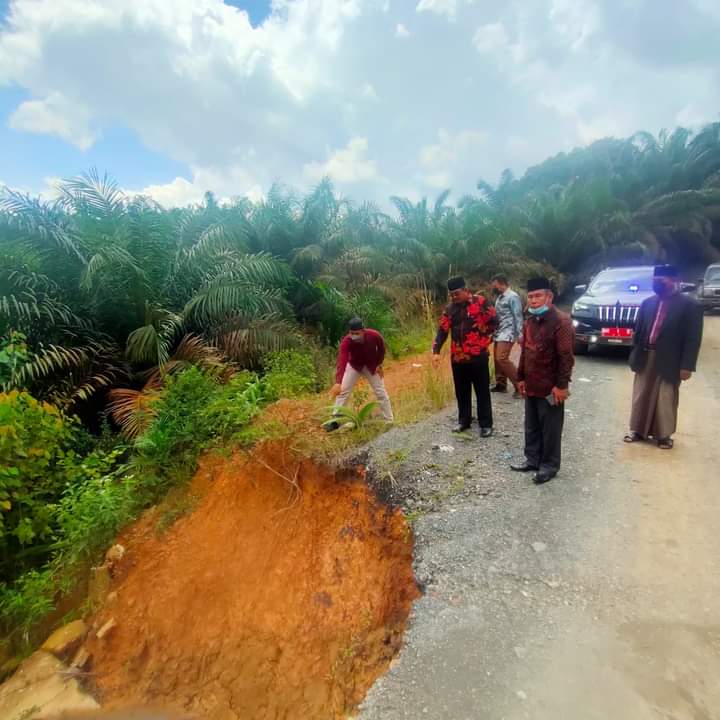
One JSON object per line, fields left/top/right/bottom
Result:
{"left": 524, "top": 396, "right": 565, "bottom": 474}
{"left": 451, "top": 356, "right": 493, "bottom": 428}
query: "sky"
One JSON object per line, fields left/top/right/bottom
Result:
{"left": 0, "top": 0, "right": 719, "bottom": 208}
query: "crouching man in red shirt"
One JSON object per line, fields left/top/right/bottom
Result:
{"left": 325, "top": 318, "right": 394, "bottom": 432}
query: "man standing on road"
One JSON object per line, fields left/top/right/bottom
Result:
{"left": 511, "top": 277, "right": 575, "bottom": 484}
{"left": 432, "top": 276, "right": 498, "bottom": 437}
{"left": 490, "top": 273, "right": 524, "bottom": 397}
{"left": 325, "top": 318, "right": 393, "bottom": 432}
{"left": 624, "top": 265, "right": 703, "bottom": 450}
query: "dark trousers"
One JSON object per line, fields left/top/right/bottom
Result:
{"left": 451, "top": 357, "right": 493, "bottom": 428}
{"left": 524, "top": 396, "right": 564, "bottom": 474}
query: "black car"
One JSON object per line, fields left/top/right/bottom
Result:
{"left": 571, "top": 266, "right": 694, "bottom": 354}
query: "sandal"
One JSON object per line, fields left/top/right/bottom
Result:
{"left": 623, "top": 432, "right": 643, "bottom": 443}
{"left": 657, "top": 438, "right": 674, "bottom": 450}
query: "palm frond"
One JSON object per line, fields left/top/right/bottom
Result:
{"left": 81, "top": 245, "right": 148, "bottom": 291}
{"left": 0, "top": 188, "right": 87, "bottom": 264}
{"left": 107, "top": 385, "right": 162, "bottom": 439}
{"left": 215, "top": 315, "right": 299, "bottom": 365}
{"left": 142, "top": 333, "right": 227, "bottom": 385}
{"left": 184, "top": 280, "right": 290, "bottom": 324}
{"left": 58, "top": 168, "right": 125, "bottom": 218}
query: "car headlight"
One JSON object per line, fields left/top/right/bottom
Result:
{"left": 572, "top": 302, "right": 591, "bottom": 313}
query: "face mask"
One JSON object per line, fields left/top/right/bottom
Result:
{"left": 491, "top": 287, "right": 501, "bottom": 296}
{"left": 528, "top": 305, "right": 549, "bottom": 316}
{"left": 653, "top": 279, "right": 673, "bottom": 296}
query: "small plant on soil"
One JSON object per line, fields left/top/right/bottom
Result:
{"left": 323, "top": 401, "right": 379, "bottom": 431}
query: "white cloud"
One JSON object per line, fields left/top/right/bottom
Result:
{"left": 8, "top": 92, "right": 97, "bottom": 150}
{"left": 132, "top": 176, "right": 207, "bottom": 207}
{"left": 473, "top": 22, "right": 508, "bottom": 54}
{"left": 416, "top": 0, "right": 458, "bottom": 19}
{"left": 129, "top": 165, "right": 265, "bottom": 207}
{"left": 419, "top": 128, "right": 488, "bottom": 188}
{"left": 676, "top": 104, "right": 718, "bottom": 130}
{"left": 303, "top": 137, "right": 380, "bottom": 184}
{"left": 549, "top": 0, "right": 600, "bottom": 51}
{"left": 1, "top": 0, "right": 719, "bottom": 205}
{"left": 361, "top": 82, "right": 378, "bottom": 100}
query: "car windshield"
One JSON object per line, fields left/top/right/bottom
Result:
{"left": 588, "top": 268, "right": 654, "bottom": 295}
{"left": 705, "top": 267, "right": 720, "bottom": 283}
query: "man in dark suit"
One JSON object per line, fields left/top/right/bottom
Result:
{"left": 624, "top": 265, "right": 704, "bottom": 449}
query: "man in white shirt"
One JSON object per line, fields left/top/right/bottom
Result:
{"left": 490, "top": 273, "right": 524, "bottom": 397}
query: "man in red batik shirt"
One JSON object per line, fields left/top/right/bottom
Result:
{"left": 325, "top": 317, "right": 393, "bottom": 432}
{"left": 432, "top": 276, "right": 498, "bottom": 437}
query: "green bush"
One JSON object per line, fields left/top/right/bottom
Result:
{"left": 0, "top": 569, "right": 55, "bottom": 643}
{"left": 386, "top": 322, "right": 434, "bottom": 359}
{"left": 263, "top": 350, "right": 318, "bottom": 399}
{"left": 351, "top": 289, "right": 398, "bottom": 339}
{"left": 133, "top": 367, "right": 268, "bottom": 491}
{"left": 53, "top": 450, "right": 134, "bottom": 575}
{"left": 0, "top": 332, "right": 29, "bottom": 390}
{"left": 201, "top": 371, "right": 267, "bottom": 438}
{"left": 305, "top": 284, "right": 397, "bottom": 345}
{"left": 132, "top": 368, "right": 218, "bottom": 484}
{"left": 0, "top": 391, "right": 79, "bottom": 578}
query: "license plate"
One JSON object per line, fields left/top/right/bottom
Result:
{"left": 607, "top": 338, "right": 624, "bottom": 344}
{"left": 601, "top": 327, "right": 633, "bottom": 338}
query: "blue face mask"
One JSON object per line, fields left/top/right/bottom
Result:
{"left": 528, "top": 305, "right": 550, "bottom": 316}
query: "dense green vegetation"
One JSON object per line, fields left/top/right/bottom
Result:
{"left": 2, "top": 124, "right": 719, "bottom": 411}
{"left": 1, "top": 122, "right": 719, "bottom": 650}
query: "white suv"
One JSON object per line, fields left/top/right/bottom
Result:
{"left": 698, "top": 264, "right": 720, "bottom": 313}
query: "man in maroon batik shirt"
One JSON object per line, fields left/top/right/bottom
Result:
{"left": 324, "top": 317, "right": 393, "bottom": 432}
{"left": 432, "top": 276, "right": 498, "bottom": 437}
{"left": 511, "top": 277, "right": 575, "bottom": 484}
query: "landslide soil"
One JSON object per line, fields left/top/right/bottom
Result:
{"left": 84, "top": 443, "right": 419, "bottom": 720}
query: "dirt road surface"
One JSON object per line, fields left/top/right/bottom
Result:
{"left": 360, "top": 315, "right": 720, "bottom": 720}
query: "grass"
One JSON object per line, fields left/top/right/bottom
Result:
{"left": 385, "top": 448, "right": 410, "bottom": 465}
{"left": 228, "top": 349, "right": 455, "bottom": 464}
{"left": 155, "top": 493, "right": 200, "bottom": 536}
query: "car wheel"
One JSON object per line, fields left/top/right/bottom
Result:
{"left": 574, "top": 340, "right": 589, "bottom": 355}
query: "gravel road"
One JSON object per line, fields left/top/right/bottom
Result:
{"left": 359, "top": 315, "right": 720, "bottom": 720}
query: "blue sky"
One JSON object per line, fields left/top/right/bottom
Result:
{"left": 1, "top": 0, "right": 718, "bottom": 206}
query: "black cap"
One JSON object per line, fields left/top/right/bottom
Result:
{"left": 348, "top": 317, "right": 364, "bottom": 331}
{"left": 447, "top": 276, "right": 466, "bottom": 291}
{"left": 654, "top": 265, "right": 679, "bottom": 278}
{"left": 527, "top": 277, "right": 551, "bottom": 292}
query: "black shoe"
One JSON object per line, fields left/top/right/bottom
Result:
{"left": 323, "top": 420, "right": 340, "bottom": 433}
{"left": 510, "top": 461, "right": 538, "bottom": 472}
{"left": 480, "top": 427, "right": 493, "bottom": 438}
{"left": 490, "top": 385, "right": 507, "bottom": 393}
{"left": 533, "top": 470, "right": 557, "bottom": 485}
{"left": 452, "top": 424, "right": 472, "bottom": 433}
